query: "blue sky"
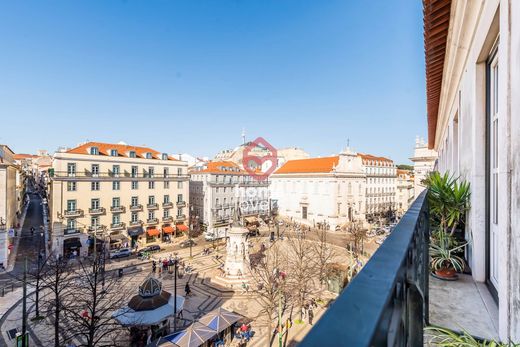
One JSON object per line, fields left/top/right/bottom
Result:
{"left": 0, "top": 0, "right": 426, "bottom": 164}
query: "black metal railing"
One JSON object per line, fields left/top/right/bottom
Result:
{"left": 300, "top": 190, "right": 429, "bottom": 347}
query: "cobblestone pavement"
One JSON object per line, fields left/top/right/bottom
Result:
{"left": 1, "top": 228, "right": 359, "bottom": 347}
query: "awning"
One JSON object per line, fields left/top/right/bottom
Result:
{"left": 110, "top": 234, "right": 129, "bottom": 243}
{"left": 163, "top": 226, "right": 174, "bottom": 234}
{"left": 147, "top": 228, "right": 160, "bottom": 237}
{"left": 127, "top": 227, "right": 144, "bottom": 237}
{"left": 64, "top": 239, "right": 82, "bottom": 248}
{"left": 176, "top": 224, "right": 188, "bottom": 232}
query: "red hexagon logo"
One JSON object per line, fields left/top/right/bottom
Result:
{"left": 242, "top": 137, "right": 278, "bottom": 181}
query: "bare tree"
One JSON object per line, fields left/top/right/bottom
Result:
{"left": 312, "top": 228, "right": 336, "bottom": 286}
{"left": 63, "top": 250, "right": 129, "bottom": 347}
{"left": 285, "top": 233, "right": 317, "bottom": 322}
{"left": 41, "top": 255, "right": 76, "bottom": 347}
{"left": 346, "top": 222, "right": 366, "bottom": 257}
{"left": 248, "top": 242, "right": 288, "bottom": 347}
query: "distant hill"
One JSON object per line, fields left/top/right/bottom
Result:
{"left": 397, "top": 164, "right": 413, "bottom": 171}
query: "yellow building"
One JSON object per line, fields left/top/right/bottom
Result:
{"left": 49, "top": 142, "right": 189, "bottom": 257}
{"left": 0, "top": 145, "right": 20, "bottom": 268}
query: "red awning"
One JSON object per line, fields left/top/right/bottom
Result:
{"left": 163, "top": 226, "right": 174, "bottom": 234}
{"left": 176, "top": 224, "right": 188, "bottom": 232}
{"left": 146, "top": 228, "right": 160, "bottom": 237}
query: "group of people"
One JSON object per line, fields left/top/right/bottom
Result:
{"left": 301, "top": 298, "right": 318, "bottom": 325}
{"left": 235, "top": 323, "right": 253, "bottom": 345}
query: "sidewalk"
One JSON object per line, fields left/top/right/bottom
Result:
{"left": 5, "top": 197, "right": 30, "bottom": 272}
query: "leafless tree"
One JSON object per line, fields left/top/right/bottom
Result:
{"left": 40, "top": 255, "right": 76, "bottom": 347}
{"left": 346, "top": 222, "right": 366, "bottom": 257}
{"left": 62, "top": 250, "right": 130, "bottom": 347}
{"left": 248, "top": 242, "right": 288, "bottom": 347}
{"left": 312, "top": 228, "right": 336, "bottom": 286}
{"left": 285, "top": 233, "right": 318, "bottom": 322}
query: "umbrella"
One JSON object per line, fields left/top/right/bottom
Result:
{"left": 159, "top": 322, "right": 216, "bottom": 347}
{"left": 198, "top": 307, "right": 243, "bottom": 334}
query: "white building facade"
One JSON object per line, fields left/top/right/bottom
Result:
{"left": 189, "top": 161, "right": 269, "bottom": 239}
{"left": 358, "top": 153, "right": 397, "bottom": 223}
{"left": 0, "top": 145, "right": 20, "bottom": 268}
{"left": 270, "top": 149, "right": 366, "bottom": 230}
{"left": 410, "top": 137, "right": 437, "bottom": 198}
{"left": 424, "top": 0, "right": 520, "bottom": 340}
{"left": 395, "top": 169, "right": 414, "bottom": 217}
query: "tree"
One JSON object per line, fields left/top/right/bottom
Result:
{"left": 285, "top": 233, "right": 317, "bottom": 322}
{"left": 346, "top": 222, "right": 366, "bottom": 257}
{"left": 312, "top": 228, "right": 336, "bottom": 286}
{"left": 28, "top": 252, "right": 51, "bottom": 319}
{"left": 248, "top": 242, "right": 288, "bottom": 347}
{"left": 63, "top": 249, "right": 129, "bottom": 347}
{"left": 41, "top": 255, "right": 76, "bottom": 347}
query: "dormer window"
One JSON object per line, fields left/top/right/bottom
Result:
{"left": 90, "top": 147, "right": 99, "bottom": 155}
{"left": 161, "top": 153, "right": 168, "bottom": 160}
{"left": 129, "top": 151, "right": 136, "bottom": 158}
{"left": 146, "top": 152, "right": 153, "bottom": 159}
{"left": 110, "top": 149, "right": 118, "bottom": 157}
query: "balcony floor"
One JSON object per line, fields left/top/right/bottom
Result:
{"left": 428, "top": 273, "right": 499, "bottom": 341}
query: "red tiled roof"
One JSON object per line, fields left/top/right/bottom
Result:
{"left": 193, "top": 161, "right": 246, "bottom": 175}
{"left": 357, "top": 153, "right": 394, "bottom": 166}
{"left": 66, "top": 142, "right": 177, "bottom": 161}
{"left": 14, "top": 154, "right": 38, "bottom": 160}
{"left": 274, "top": 156, "right": 340, "bottom": 174}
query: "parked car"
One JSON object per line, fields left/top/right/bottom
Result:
{"left": 137, "top": 244, "right": 161, "bottom": 256}
{"left": 110, "top": 248, "right": 132, "bottom": 259}
{"left": 180, "top": 239, "right": 197, "bottom": 248}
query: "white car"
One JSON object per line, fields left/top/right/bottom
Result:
{"left": 110, "top": 248, "right": 132, "bottom": 259}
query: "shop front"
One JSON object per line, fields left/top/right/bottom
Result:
{"left": 63, "top": 237, "right": 82, "bottom": 258}
{"left": 146, "top": 227, "right": 160, "bottom": 243}
{"left": 161, "top": 225, "right": 174, "bottom": 242}
{"left": 175, "top": 224, "right": 188, "bottom": 236}
{"left": 128, "top": 227, "right": 144, "bottom": 248}
{"left": 109, "top": 232, "right": 130, "bottom": 250}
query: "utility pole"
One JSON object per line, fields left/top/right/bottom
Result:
{"left": 278, "top": 288, "right": 283, "bottom": 347}
{"left": 22, "top": 257, "right": 27, "bottom": 347}
{"left": 173, "top": 260, "right": 178, "bottom": 332}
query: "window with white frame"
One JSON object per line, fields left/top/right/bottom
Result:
{"left": 91, "top": 181, "right": 100, "bottom": 191}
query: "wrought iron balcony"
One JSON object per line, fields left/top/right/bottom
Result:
{"left": 110, "top": 222, "right": 126, "bottom": 230}
{"left": 300, "top": 191, "right": 429, "bottom": 347}
{"left": 63, "top": 209, "right": 84, "bottom": 218}
{"left": 88, "top": 207, "right": 106, "bottom": 215}
{"left": 147, "top": 218, "right": 159, "bottom": 225}
{"left": 110, "top": 206, "right": 126, "bottom": 213}
{"left": 147, "top": 203, "right": 159, "bottom": 210}
{"left": 175, "top": 214, "right": 186, "bottom": 222}
{"left": 162, "top": 216, "right": 173, "bottom": 223}
{"left": 129, "top": 204, "right": 143, "bottom": 212}
{"left": 87, "top": 225, "right": 106, "bottom": 232}
{"left": 176, "top": 201, "right": 186, "bottom": 208}
{"left": 162, "top": 201, "right": 174, "bottom": 209}
{"left": 129, "top": 220, "right": 143, "bottom": 226}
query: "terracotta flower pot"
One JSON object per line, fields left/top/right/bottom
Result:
{"left": 434, "top": 267, "right": 458, "bottom": 280}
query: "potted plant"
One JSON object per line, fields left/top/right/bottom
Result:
{"left": 426, "top": 171, "right": 471, "bottom": 280}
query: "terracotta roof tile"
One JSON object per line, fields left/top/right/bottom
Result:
{"left": 192, "top": 161, "right": 246, "bottom": 175}
{"left": 66, "top": 142, "right": 177, "bottom": 161}
{"left": 274, "top": 156, "right": 340, "bottom": 174}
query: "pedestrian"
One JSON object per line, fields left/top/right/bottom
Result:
{"left": 308, "top": 306, "right": 314, "bottom": 325}
{"left": 152, "top": 260, "right": 157, "bottom": 273}
{"left": 178, "top": 309, "right": 183, "bottom": 319}
{"left": 301, "top": 305, "right": 307, "bottom": 320}
{"left": 185, "top": 283, "right": 191, "bottom": 296}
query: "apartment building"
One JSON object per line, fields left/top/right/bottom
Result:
{"left": 395, "top": 169, "right": 414, "bottom": 217}
{"left": 0, "top": 145, "right": 21, "bottom": 268}
{"left": 410, "top": 137, "right": 437, "bottom": 198}
{"left": 424, "top": 0, "right": 520, "bottom": 339}
{"left": 49, "top": 142, "right": 189, "bottom": 257}
{"left": 359, "top": 153, "right": 397, "bottom": 223}
{"left": 270, "top": 148, "right": 366, "bottom": 230}
{"left": 189, "top": 161, "right": 269, "bottom": 239}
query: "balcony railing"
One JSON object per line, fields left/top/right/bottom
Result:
{"left": 129, "top": 220, "right": 143, "bottom": 226}
{"left": 176, "top": 201, "right": 186, "bottom": 208}
{"left": 162, "top": 216, "right": 173, "bottom": 223}
{"left": 147, "top": 218, "right": 159, "bottom": 225}
{"left": 162, "top": 202, "right": 174, "bottom": 209}
{"left": 110, "top": 206, "right": 126, "bottom": 213}
{"left": 147, "top": 203, "right": 159, "bottom": 210}
{"left": 51, "top": 171, "right": 190, "bottom": 180}
{"left": 175, "top": 214, "right": 186, "bottom": 221}
{"left": 110, "top": 222, "right": 126, "bottom": 230}
{"left": 300, "top": 191, "right": 429, "bottom": 346}
{"left": 88, "top": 207, "right": 106, "bottom": 215}
{"left": 87, "top": 225, "right": 106, "bottom": 232}
{"left": 63, "top": 209, "right": 84, "bottom": 218}
{"left": 129, "top": 204, "right": 143, "bottom": 212}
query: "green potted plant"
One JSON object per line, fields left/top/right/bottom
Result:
{"left": 426, "top": 171, "right": 471, "bottom": 280}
